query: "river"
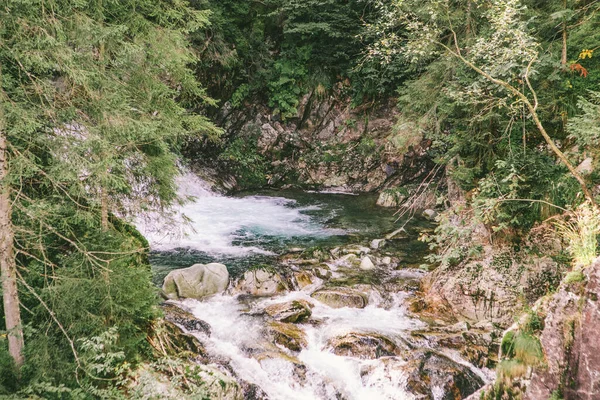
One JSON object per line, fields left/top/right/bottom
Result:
{"left": 136, "top": 172, "right": 489, "bottom": 400}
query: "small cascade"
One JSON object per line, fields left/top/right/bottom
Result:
{"left": 178, "top": 287, "right": 423, "bottom": 400}
{"left": 136, "top": 172, "right": 342, "bottom": 256}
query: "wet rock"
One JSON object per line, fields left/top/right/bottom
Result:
{"left": 294, "top": 271, "right": 314, "bottom": 289}
{"left": 155, "top": 319, "right": 207, "bottom": 359}
{"left": 402, "top": 350, "right": 484, "bottom": 400}
{"left": 359, "top": 256, "right": 376, "bottom": 271}
{"left": 313, "top": 266, "right": 332, "bottom": 280}
{"left": 267, "top": 322, "right": 308, "bottom": 352}
{"left": 162, "top": 263, "right": 229, "bottom": 300}
{"left": 329, "top": 333, "right": 408, "bottom": 359}
{"left": 162, "top": 303, "right": 211, "bottom": 336}
{"left": 238, "top": 381, "right": 270, "bottom": 400}
{"left": 232, "top": 267, "right": 288, "bottom": 297}
{"left": 311, "top": 288, "right": 368, "bottom": 308}
{"left": 265, "top": 300, "right": 313, "bottom": 323}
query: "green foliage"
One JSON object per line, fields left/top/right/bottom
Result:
{"left": 219, "top": 136, "right": 269, "bottom": 188}
{"left": 564, "top": 270, "right": 586, "bottom": 284}
{"left": 420, "top": 204, "right": 483, "bottom": 268}
{"left": 555, "top": 201, "right": 600, "bottom": 267}
{"left": 267, "top": 47, "right": 311, "bottom": 118}
{"left": 0, "top": 0, "right": 219, "bottom": 395}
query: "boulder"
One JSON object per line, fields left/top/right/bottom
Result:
{"left": 265, "top": 300, "right": 313, "bottom": 323}
{"left": 401, "top": 351, "right": 484, "bottom": 399}
{"left": 359, "top": 256, "right": 376, "bottom": 270}
{"left": 376, "top": 189, "right": 407, "bottom": 208}
{"left": 232, "top": 268, "right": 288, "bottom": 297}
{"left": 162, "top": 263, "right": 229, "bottom": 300}
{"left": 294, "top": 271, "right": 314, "bottom": 289}
{"left": 162, "top": 303, "right": 211, "bottom": 336}
{"left": 267, "top": 322, "right": 308, "bottom": 352}
{"left": 424, "top": 252, "right": 563, "bottom": 328}
{"left": 311, "top": 288, "right": 368, "bottom": 308}
{"left": 422, "top": 208, "right": 438, "bottom": 220}
{"left": 258, "top": 123, "right": 279, "bottom": 152}
{"left": 328, "top": 333, "right": 407, "bottom": 359}
{"left": 370, "top": 239, "right": 386, "bottom": 250}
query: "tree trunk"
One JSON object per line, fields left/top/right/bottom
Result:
{"left": 100, "top": 188, "right": 108, "bottom": 231}
{"left": 561, "top": 24, "right": 568, "bottom": 67}
{"left": 562, "top": 0, "right": 568, "bottom": 67}
{"left": 0, "top": 132, "right": 24, "bottom": 367}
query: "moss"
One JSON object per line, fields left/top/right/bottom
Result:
{"left": 564, "top": 270, "right": 586, "bottom": 285}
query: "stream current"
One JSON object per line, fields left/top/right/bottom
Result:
{"left": 137, "top": 173, "right": 488, "bottom": 399}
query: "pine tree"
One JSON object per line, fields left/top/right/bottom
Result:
{"left": 0, "top": 0, "right": 219, "bottom": 371}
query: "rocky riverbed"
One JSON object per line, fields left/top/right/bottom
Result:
{"left": 136, "top": 175, "right": 500, "bottom": 399}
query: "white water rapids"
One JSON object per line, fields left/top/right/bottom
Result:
{"left": 137, "top": 173, "right": 490, "bottom": 399}
{"left": 137, "top": 172, "right": 342, "bottom": 256}
{"left": 178, "top": 289, "right": 423, "bottom": 400}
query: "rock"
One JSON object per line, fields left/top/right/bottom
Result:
{"left": 265, "top": 300, "right": 313, "bottom": 323}
{"left": 162, "top": 303, "right": 211, "bottom": 336}
{"left": 380, "top": 256, "right": 392, "bottom": 265}
{"left": 294, "top": 271, "right": 314, "bottom": 289}
{"left": 154, "top": 319, "right": 207, "bottom": 359}
{"left": 401, "top": 351, "right": 484, "bottom": 399}
{"left": 577, "top": 157, "right": 593, "bottom": 175}
{"left": 424, "top": 251, "right": 564, "bottom": 328}
{"left": 376, "top": 189, "right": 407, "bottom": 208}
{"left": 422, "top": 208, "right": 438, "bottom": 220}
{"left": 329, "top": 333, "right": 408, "bottom": 359}
{"left": 258, "top": 123, "right": 279, "bottom": 152}
{"left": 311, "top": 288, "right": 368, "bottom": 308}
{"left": 232, "top": 267, "right": 288, "bottom": 297}
{"left": 267, "top": 322, "right": 308, "bottom": 352}
{"left": 162, "top": 263, "right": 229, "bottom": 300}
{"left": 370, "top": 239, "right": 386, "bottom": 250}
{"left": 342, "top": 245, "right": 370, "bottom": 255}
{"left": 526, "top": 257, "right": 600, "bottom": 400}
{"left": 313, "top": 266, "right": 332, "bottom": 280}
{"left": 359, "top": 256, "right": 376, "bottom": 270}
{"left": 338, "top": 253, "right": 360, "bottom": 267}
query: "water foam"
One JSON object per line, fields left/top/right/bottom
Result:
{"left": 136, "top": 172, "right": 341, "bottom": 255}
{"left": 180, "top": 288, "right": 424, "bottom": 400}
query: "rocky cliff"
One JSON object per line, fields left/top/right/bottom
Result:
{"left": 191, "top": 89, "right": 434, "bottom": 193}
{"left": 525, "top": 258, "right": 600, "bottom": 400}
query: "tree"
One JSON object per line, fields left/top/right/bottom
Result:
{"left": 369, "top": 0, "right": 596, "bottom": 204}
{"left": 0, "top": 0, "right": 219, "bottom": 371}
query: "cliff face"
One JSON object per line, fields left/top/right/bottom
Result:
{"left": 197, "top": 90, "right": 434, "bottom": 192}
{"left": 526, "top": 258, "right": 600, "bottom": 400}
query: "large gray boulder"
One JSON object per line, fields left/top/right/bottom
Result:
{"left": 162, "top": 263, "right": 229, "bottom": 300}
